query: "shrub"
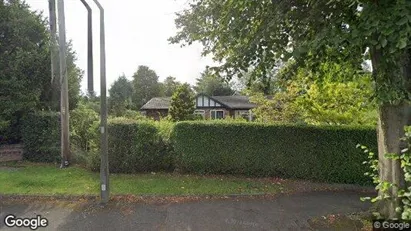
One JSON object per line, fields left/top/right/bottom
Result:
{"left": 85, "top": 148, "right": 101, "bottom": 171}
{"left": 107, "top": 118, "right": 172, "bottom": 173}
{"left": 360, "top": 126, "right": 411, "bottom": 220}
{"left": 70, "top": 102, "right": 100, "bottom": 152}
{"left": 155, "top": 120, "right": 175, "bottom": 141}
{"left": 0, "top": 113, "right": 24, "bottom": 145}
{"left": 21, "top": 111, "right": 60, "bottom": 163}
{"left": 68, "top": 101, "right": 100, "bottom": 167}
{"left": 154, "top": 120, "right": 175, "bottom": 171}
{"left": 169, "top": 83, "right": 195, "bottom": 121}
{"left": 172, "top": 121, "right": 377, "bottom": 185}
{"left": 223, "top": 116, "right": 248, "bottom": 122}
{"left": 123, "top": 110, "right": 147, "bottom": 120}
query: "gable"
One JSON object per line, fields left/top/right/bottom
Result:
{"left": 196, "top": 95, "right": 222, "bottom": 108}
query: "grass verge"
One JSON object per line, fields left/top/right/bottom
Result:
{"left": 0, "top": 163, "right": 283, "bottom": 196}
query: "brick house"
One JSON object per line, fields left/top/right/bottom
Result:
{"left": 140, "top": 94, "right": 256, "bottom": 121}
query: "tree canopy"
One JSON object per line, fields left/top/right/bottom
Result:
{"left": 170, "top": 0, "right": 411, "bottom": 102}
{"left": 194, "top": 67, "right": 234, "bottom": 96}
{"left": 132, "top": 65, "right": 162, "bottom": 109}
{"left": 161, "top": 76, "right": 182, "bottom": 97}
{"left": 108, "top": 75, "right": 133, "bottom": 116}
{"left": 0, "top": 0, "right": 82, "bottom": 132}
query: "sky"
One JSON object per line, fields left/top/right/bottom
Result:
{"left": 26, "top": 0, "right": 214, "bottom": 95}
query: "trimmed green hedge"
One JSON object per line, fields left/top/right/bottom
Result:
{"left": 21, "top": 111, "right": 60, "bottom": 163}
{"left": 107, "top": 118, "right": 173, "bottom": 173}
{"left": 172, "top": 121, "right": 378, "bottom": 185}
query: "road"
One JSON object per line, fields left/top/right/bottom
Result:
{"left": 0, "top": 191, "right": 372, "bottom": 231}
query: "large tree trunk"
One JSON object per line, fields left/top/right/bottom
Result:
{"left": 370, "top": 46, "right": 411, "bottom": 218}
{"left": 371, "top": 45, "right": 411, "bottom": 218}
{"left": 377, "top": 102, "right": 410, "bottom": 218}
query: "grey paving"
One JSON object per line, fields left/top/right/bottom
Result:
{"left": 0, "top": 191, "right": 373, "bottom": 231}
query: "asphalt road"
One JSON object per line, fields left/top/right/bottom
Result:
{"left": 0, "top": 191, "right": 372, "bottom": 231}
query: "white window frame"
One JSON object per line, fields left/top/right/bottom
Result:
{"left": 210, "top": 110, "right": 224, "bottom": 120}
{"left": 194, "top": 110, "right": 205, "bottom": 119}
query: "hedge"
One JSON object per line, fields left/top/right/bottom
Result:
{"left": 172, "top": 121, "right": 378, "bottom": 185}
{"left": 107, "top": 118, "right": 173, "bottom": 173}
{"left": 21, "top": 111, "right": 60, "bottom": 163}
{"left": 0, "top": 114, "right": 24, "bottom": 145}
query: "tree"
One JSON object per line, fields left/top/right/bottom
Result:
{"left": 41, "top": 41, "right": 83, "bottom": 111}
{"left": 0, "top": 0, "right": 82, "bottom": 141}
{"left": 79, "top": 91, "right": 100, "bottom": 114}
{"left": 248, "top": 59, "right": 376, "bottom": 125}
{"left": 169, "top": 83, "right": 195, "bottom": 121}
{"left": 249, "top": 91, "right": 301, "bottom": 124}
{"left": 108, "top": 75, "right": 133, "bottom": 116}
{"left": 235, "top": 64, "right": 286, "bottom": 95}
{"left": 161, "top": 76, "right": 182, "bottom": 97}
{"left": 0, "top": 0, "right": 47, "bottom": 131}
{"left": 194, "top": 67, "right": 234, "bottom": 96}
{"left": 132, "top": 65, "right": 162, "bottom": 109}
{"left": 170, "top": 0, "right": 411, "bottom": 218}
{"left": 296, "top": 70, "right": 377, "bottom": 126}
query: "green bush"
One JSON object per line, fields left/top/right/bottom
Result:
{"left": 70, "top": 102, "right": 100, "bottom": 152}
{"left": 154, "top": 120, "right": 175, "bottom": 171}
{"left": 107, "top": 118, "right": 172, "bottom": 173}
{"left": 123, "top": 110, "right": 148, "bottom": 120}
{"left": 0, "top": 113, "right": 24, "bottom": 145}
{"left": 85, "top": 148, "right": 101, "bottom": 171}
{"left": 172, "top": 121, "right": 378, "bottom": 185}
{"left": 21, "top": 111, "right": 60, "bottom": 163}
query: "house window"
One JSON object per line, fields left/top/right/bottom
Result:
{"left": 194, "top": 110, "right": 205, "bottom": 119}
{"left": 211, "top": 110, "right": 224, "bottom": 119}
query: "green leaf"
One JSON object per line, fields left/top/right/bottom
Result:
{"left": 381, "top": 37, "right": 387, "bottom": 48}
{"left": 397, "top": 17, "right": 409, "bottom": 26}
{"left": 397, "top": 38, "right": 408, "bottom": 49}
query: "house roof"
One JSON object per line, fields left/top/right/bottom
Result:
{"left": 140, "top": 97, "right": 171, "bottom": 110}
{"left": 140, "top": 95, "right": 256, "bottom": 110}
{"left": 212, "top": 95, "right": 256, "bottom": 109}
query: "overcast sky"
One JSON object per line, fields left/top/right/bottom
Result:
{"left": 26, "top": 0, "right": 214, "bottom": 95}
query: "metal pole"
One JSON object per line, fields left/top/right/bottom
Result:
{"left": 48, "top": 0, "right": 59, "bottom": 109}
{"left": 57, "top": 0, "right": 70, "bottom": 168}
{"left": 92, "top": 0, "right": 109, "bottom": 204}
{"left": 80, "top": 0, "right": 94, "bottom": 95}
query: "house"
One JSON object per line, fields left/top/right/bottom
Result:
{"left": 140, "top": 94, "right": 256, "bottom": 121}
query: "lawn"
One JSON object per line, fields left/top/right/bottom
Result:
{"left": 0, "top": 163, "right": 283, "bottom": 196}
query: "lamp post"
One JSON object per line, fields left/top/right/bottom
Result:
{"left": 91, "top": 0, "right": 109, "bottom": 204}
{"left": 79, "top": 0, "right": 94, "bottom": 96}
